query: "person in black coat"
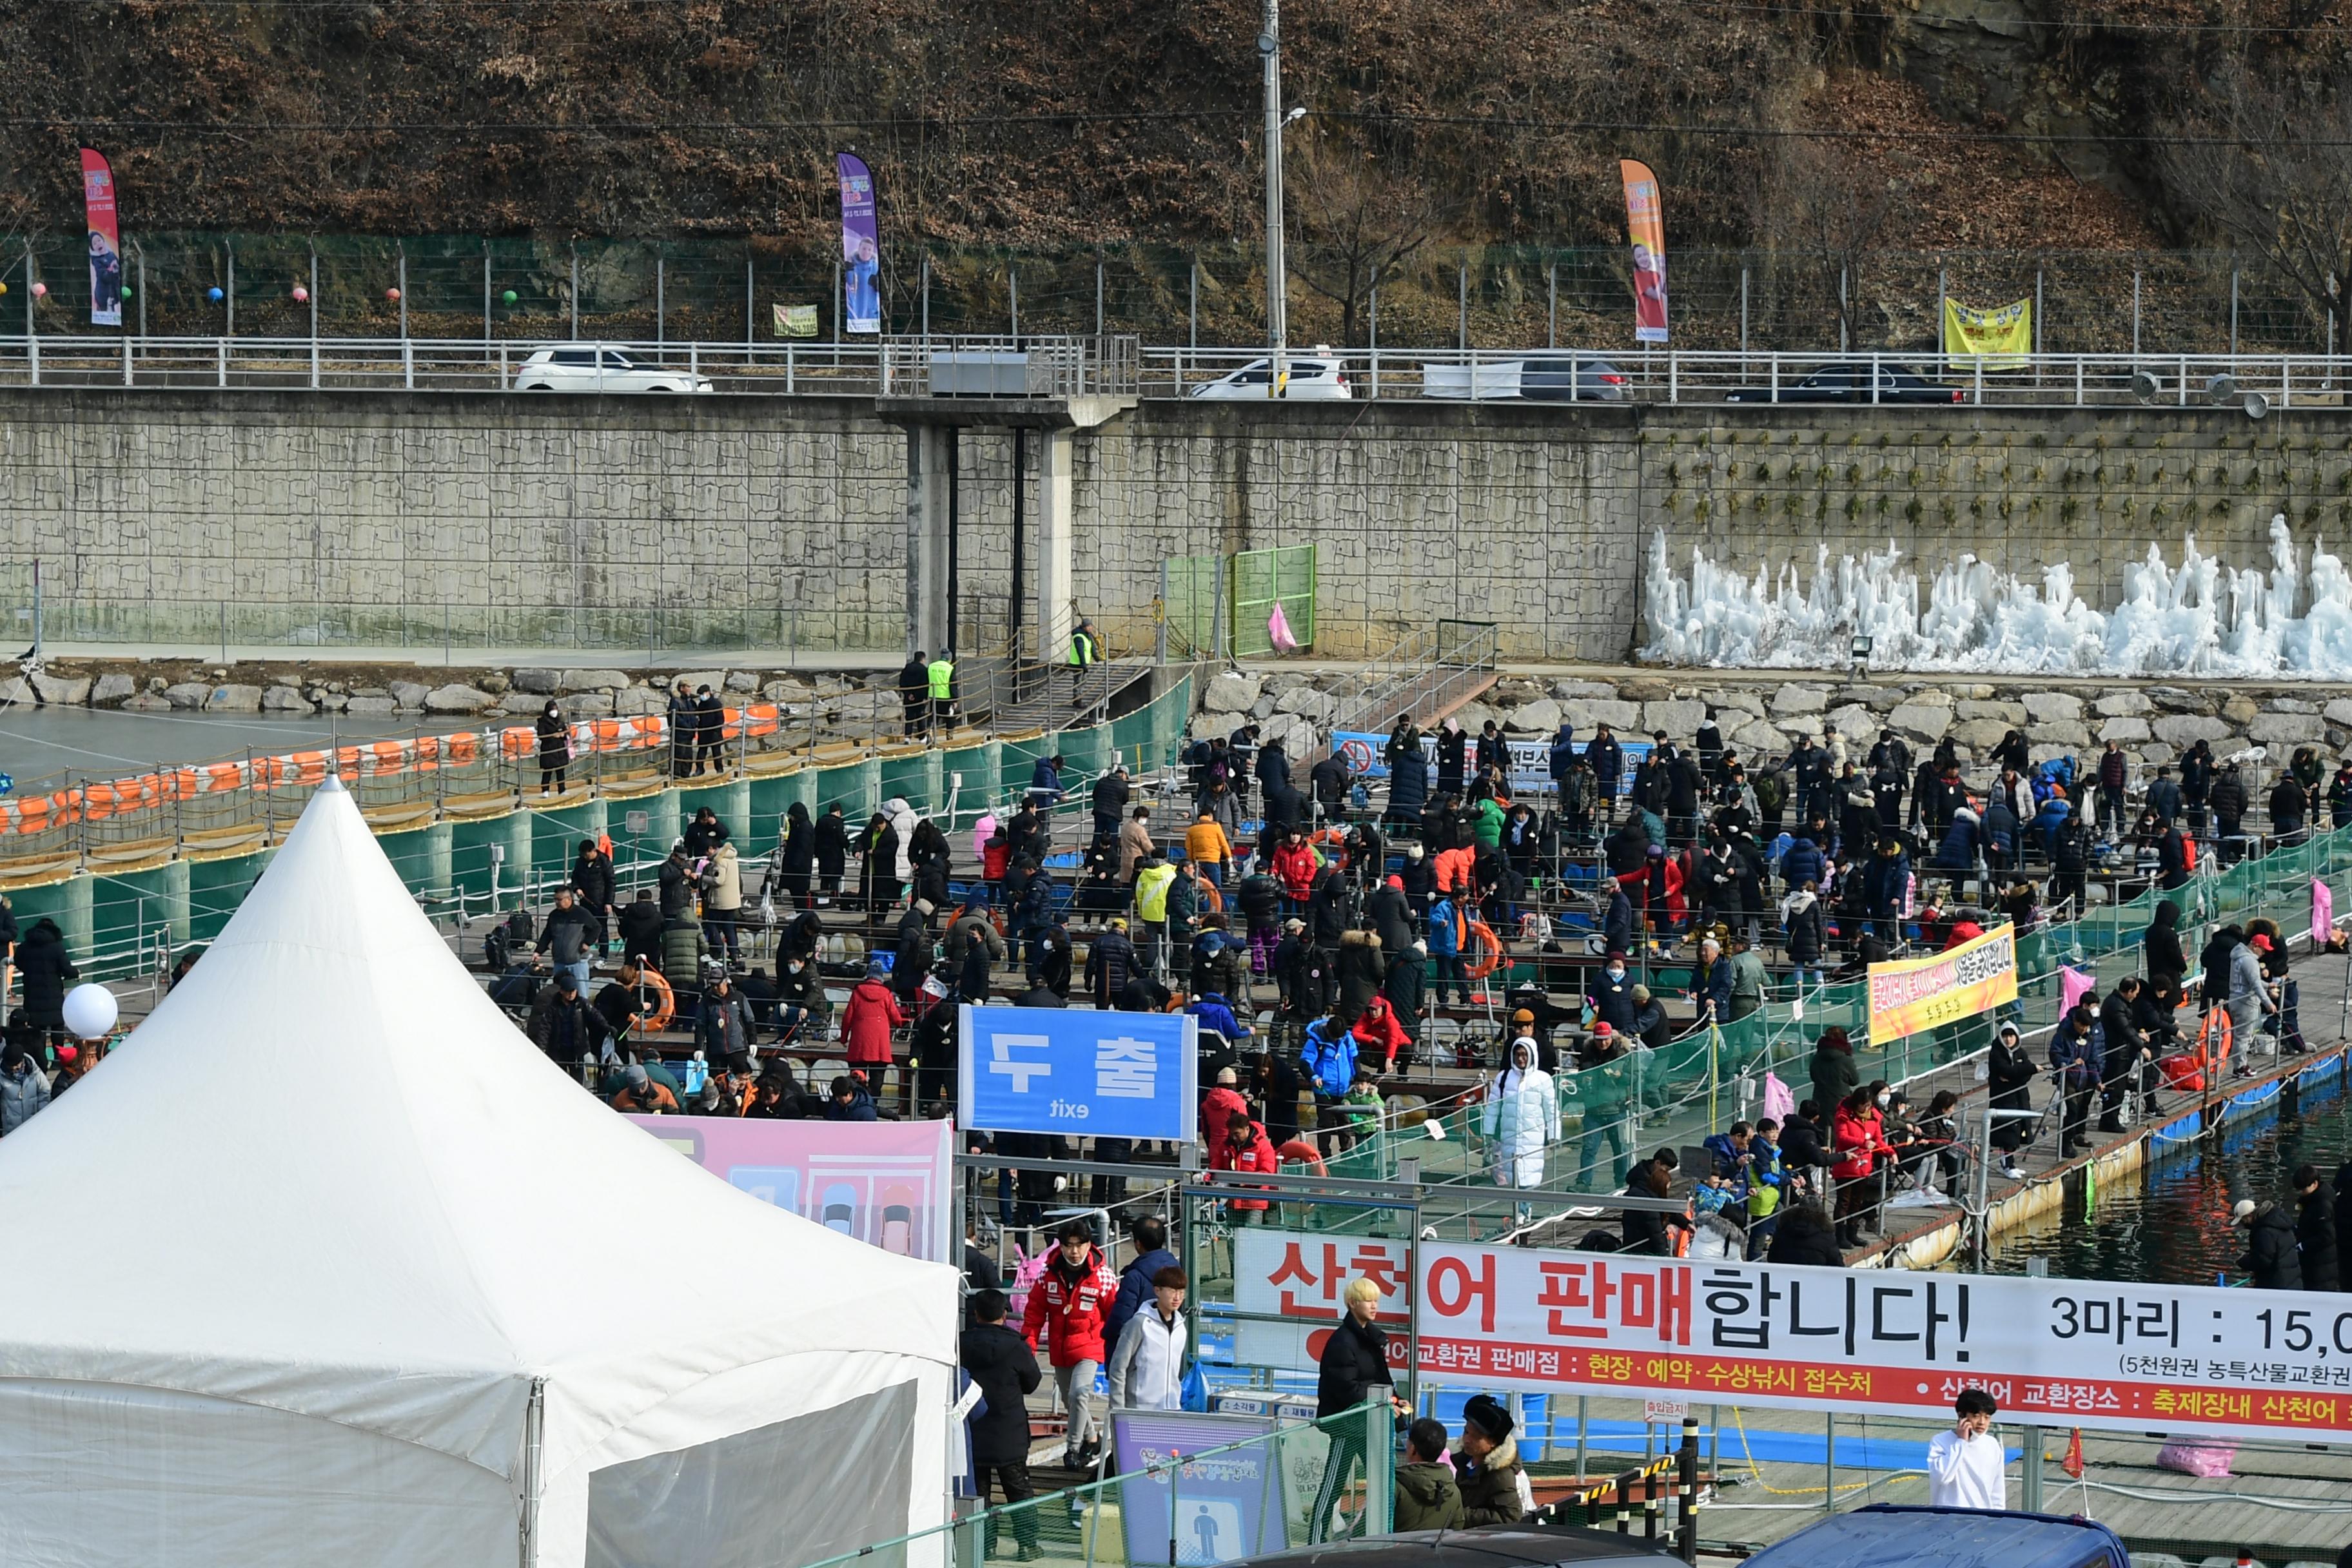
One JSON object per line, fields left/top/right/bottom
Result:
{"left": 1986, "top": 1023, "right": 2039, "bottom": 1173}
{"left": 961, "top": 1289, "right": 1045, "bottom": 1549}
{"left": 1316, "top": 1281, "right": 1404, "bottom": 1419}
{"left": 15, "top": 917, "right": 77, "bottom": 1044}
{"left": 2295, "top": 1164, "right": 2340, "bottom": 1292}
{"left": 778, "top": 802, "right": 816, "bottom": 907}
{"left": 1619, "top": 1156, "right": 1676, "bottom": 1255}
{"left": 1765, "top": 1200, "right": 1845, "bottom": 1266}
{"left": 569, "top": 838, "right": 616, "bottom": 949}
{"left": 813, "top": 803, "right": 850, "bottom": 899}
{"left": 2236, "top": 1199, "right": 2303, "bottom": 1290}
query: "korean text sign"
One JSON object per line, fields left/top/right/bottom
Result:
{"left": 959, "top": 1004, "right": 1199, "bottom": 1142}
{"left": 1867, "top": 922, "right": 2019, "bottom": 1043}
{"left": 1234, "top": 1229, "right": 2352, "bottom": 1442}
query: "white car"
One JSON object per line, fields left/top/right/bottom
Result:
{"left": 1191, "top": 351, "right": 1353, "bottom": 400}
{"left": 512, "top": 344, "right": 714, "bottom": 393}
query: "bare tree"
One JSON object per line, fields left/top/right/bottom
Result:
{"left": 1287, "top": 133, "right": 1440, "bottom": 348}
{"left": 2161, "top": 66, "right": 2352, "bottom": 351}
{"left": 1751, "top": 135, "right": 1900, "bottom": 351}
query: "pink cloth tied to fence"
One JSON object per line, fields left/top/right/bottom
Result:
{"left": 2059, "top": 965, "right": 2096, "bottom": 1019}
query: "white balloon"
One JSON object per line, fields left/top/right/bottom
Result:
{"left": 61, "top": 983, "right": 119, "bottom": 1041}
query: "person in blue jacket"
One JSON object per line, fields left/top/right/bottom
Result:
{"left": 2047, "top": 1003, "right": 2103, "bottom": 1159}
{"left": 1106, "top": 1214, "right": 1181, "bottom": 1353}
{"left": 1688, "top": 935, "right": 1733, "bottom": 1026}
{"left": 1427, "top": 893, "right": 1465, "bottom": 1003}
{"left": 1546, "top": 721, "right": 1578, "bottom": 792}
{"left": 1864, "top": 836, "right": 1911, "bottom": 941}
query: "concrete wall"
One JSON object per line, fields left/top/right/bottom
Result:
{"left": 4, "top": 387, "right": 2349, "bottom": 662}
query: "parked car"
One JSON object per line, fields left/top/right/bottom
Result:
{"left": 1724, "top": 362, "right": 1964, "bottom": 404}
{"left": 1522, "top": 357, "right": 1632, "bottom": 402}
{"left": 1220, "top": 1522, "right": 1685, "bottom": 1568}
{"left": 513, "top": 344, "right": 715, "bottom": 393}
{"left": 1743, "top": 1507, "right": 2129, "bottom": 1568}
{"left": 1193, "top": 353, "right": 1353, "bottom": 400}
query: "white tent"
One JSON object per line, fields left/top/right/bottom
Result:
{"left": 0, "top": 778, "right": 957, "bottom": 1567}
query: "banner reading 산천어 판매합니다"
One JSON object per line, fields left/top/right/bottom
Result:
{"left": 81, "top": 149, "right": 121, "bottom": 329}
{"left": 1231, "top": 1229, "right": 2352, "bottom": 1444}
{"left": 837, "top": 152, "right": 881, "bottom": 335}
{"left": 1943, "top": 297, "right": 2032, "bottom": 371}
{"left": 1866, "top": 921, "right": 2019, "bottom": 1043}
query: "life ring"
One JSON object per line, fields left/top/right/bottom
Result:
{"left": 1277, "top": 1139, "right": 1328, "bottom": 1173}
{"left": 1193, "top": 876, "right": 1225, "bottom": 913}
{"left": 641, "top": 968, "right": 676, "bottom": 1033}
{"left": 1463, "top": 919, "right": 1504, "bottom": 980}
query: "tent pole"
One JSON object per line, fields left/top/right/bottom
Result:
{"left": 520, "top": 1376, "right": 546, "bottom": 1567}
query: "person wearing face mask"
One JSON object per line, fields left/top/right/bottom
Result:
{"left": 1587, "top": 952, "right": 1637, "bottom": 1037}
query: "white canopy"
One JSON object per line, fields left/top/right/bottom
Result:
{"left": 0, "top": 778, "right": 956, "bottom": 1567}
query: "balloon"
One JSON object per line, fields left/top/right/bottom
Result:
{"left": 502, "top": 289, "right": 518, "bottom": 305}
{"left": 0, "top": 282, "right": 8, "bottom": 295}
{"left": 61, "top": 983, "right": 118, "bottom": 1041}
{"left": 292, "top": 286, "right": 309, "bottom": 304}
{"left": 29, "top": 282, "right": 46, "bottom": 299}
{"left": 207, "top": 286, "right": 224, "bottom": 303}
{"left": 386, "top": 287, "right": 402, "bottom": 302}
{"left": 119, "top": 286, "right": 133, "bottom": 300}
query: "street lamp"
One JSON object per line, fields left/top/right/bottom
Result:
{"left": 1259, "top": 9, "right": 1305, "bottom": 399}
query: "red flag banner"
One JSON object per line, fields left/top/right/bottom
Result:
{"left": 1619, "top": 159, "right": 1669, "bottom": 344}
{"left": 80, "top": 149, "right": 122, "bottom": 328}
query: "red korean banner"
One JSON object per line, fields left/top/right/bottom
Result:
{"left": 1619, "top": 159, "right": 1668, "bottom": 345}
{"left": 1233, "top": 1229, "right": 2352, "bottom": 1444}
{"left": 80, "top": 149, "right": 122, "bottom": 328}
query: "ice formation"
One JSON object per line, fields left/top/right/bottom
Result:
{"left": 1640, "top": 515, "right": 2352, "bottom": 678}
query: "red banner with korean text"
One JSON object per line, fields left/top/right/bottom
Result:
{"left": 80, "top": 148, "right": 122, "bottom": 328}
{"left": 1232, "top": 1230, "right": 2352, "bottom": 1444}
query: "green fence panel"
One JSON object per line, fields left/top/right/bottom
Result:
{"left": 1230, "top": 545, "right": 1317, "bottom": 658}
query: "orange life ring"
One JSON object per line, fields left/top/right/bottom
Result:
{"left": 1276, "top": 1139, "right": 1328, "bottom": 1173}
{"left": 1193, "top": 875, "right": 1224, "bottom": 913}
{"left": 1463, "top": 918, "right": 1504, "bottom": 979}
{"left": 641, "top": 968, "right": 676, "bottom": 1033}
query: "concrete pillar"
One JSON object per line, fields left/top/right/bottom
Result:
{"left": 1036, "top": 427, "right": 1075, "bottom": 663}
{"left": 906, "top": 424, "right": 953, "bottom": 655}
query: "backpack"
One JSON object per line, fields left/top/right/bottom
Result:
{"left": 484, "top": 923, "right": 512, "bottom": 970}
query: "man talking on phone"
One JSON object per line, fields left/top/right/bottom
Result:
{"left": 1926, "top": 1387, "right": 2007, "bottom": 1509}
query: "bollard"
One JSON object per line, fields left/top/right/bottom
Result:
{"left": 1643, "top": 1472, "right": 1659, "bottom": 1540}
{"left": 1614, "top": 1473, "right": 1630, "bottom": 1534}
{"left": 1677, "top": 1415, "right": 1700, "bottom": 1563}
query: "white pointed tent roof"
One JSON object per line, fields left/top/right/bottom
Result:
{"left": 0, "top": 777, "right": 954, "bottom": 1483}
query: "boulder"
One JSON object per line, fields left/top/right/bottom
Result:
{"left": 391, "top": 680, "right": 431, "bottom": 710}
{"left": 1949, "top": 718, "right": 2013, "bottom": 751}
{"left": 121, "top": 692, "right": 172, "bottom": 712}
{"left": 564, "top": 692, "right": 616, "bottom": 718}
{"left": 1825, "top": 703, "right": 1877, "bottom": 741}
{"left": 2093, "top": 690, "right": 2153, "bottom": 718}
{"left": 0, "top": 677, "right": 28, "bottom": 705}
{"left": 1505, "top": 698, "right": 1563, "bottom": 734}
{"left": 90, "top": 672, "right": 136, "bottom": 707}
{"left": 560, "top": 668, "right": 633, "bottom": 692}
{"left": 1886, "top": 701, "right": 1952, "bottom": 740}
{"left": 1769, "top": 683, "right": 1828, "bottom": 717}
{"left": 2153, "top": 714, "right": 2232, "bottom": 747}
{"left": 2248, "top": 712, "right": 2325, "bottom": 746}
{"left": 1704, "top": 689, "right": 1766, "bottom": 718}
{"left": 2020, "top": 691, "right": 2082, "bottom": 725}
{"left": 30, "top": 672, "right": 92, "bottom": 705}
{"left": 2097, "top": 716, "right": 2152, "bottom": 744}
{"left": 510, "top": 667, "right": 564, "bottom": 694}
{"left": 1643, "top": 698, "right": 1705, "bottom": 738}
{"left": 1249, "top": 694, "right": 1279, "bottom": 720}
{"left": 164, "top": 681, "right": 213, "bottom": 709}
{"left": 1730, "top": 719, "right": 1785, "bottom": 755}
{"left": 670, "top": 670, "right": 726, "bottom": 695}
{"left": 497, "top": 692, "right": 546, "bottom": 716}
{"left": 313, "top": 693, "right": 349, "bottom": 713}
{"left": 262, "top": 685, "right": 315, "bottom": 714}
{"left": 1551, "top": 680, "right": 1622, "bottom": 700}
{"left": 1188, "top": 709, "right": 1229, "bottom": 741}
{"left": 344, "top": 695, "right": 398, "bottom": 716}
{"left": 208, "top": 683, "right": 264, "bottom": 713}
{"left": 1273, "top": 685, "right": 1335, "bottom": 722}
{"left": 1449, "top": 701, "right": 1502, "bottom": 736}
{"left": 1618, "top": 677, "right": 1676, "bottom": 703}
{"left": 2141, "top": 741, "right": 2178, "bottom": 766}
{"left": 2026, "top": 720, "right": 2089, "bottom": 750}
{"left": 2268, "top": 697, "right": 2320, "bottom": 715}
{"left": 1203, "top": 671, "right": 1264, "bottom": 714}
{"left": 425, "top": 683, "right": 496, "bottom": 714}
{"left": 2222, "top": 695, "right": 2260, "bottom": 725}
{"left": 1563, "top": 698, "right": 1642, "bottom": 732}
{"left": 2027, "top": 740, "right": 2084, "bottom": 767}
{"left": 612, "top": 684, "right": 666, "bottom": 717}
{"left": 1957, "top": 700, "right": 2027, "bottom": 725}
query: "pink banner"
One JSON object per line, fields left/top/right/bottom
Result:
{"left": 2060, "top": 965, "right": 2095, "bottom": 1019}
{"left": 2314, "top": 879, "right": 2334, "bottom": 945}
{"left": 625, "top": 1114, "right": 956, "bottom": 1264}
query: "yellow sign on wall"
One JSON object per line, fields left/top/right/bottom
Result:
{"left": 1867, "top": 922, "right": 2020, "bottom": 1042}
{"left": 1942, "top": 297, "right": 2033, "bottom": 371}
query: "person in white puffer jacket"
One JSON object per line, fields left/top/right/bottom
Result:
{"left": 1484, "top": 1036, "right": 1560, "bottom": 1196}
{"left": 1106, "top": 1266, "right": 1189, "bottom": 1411}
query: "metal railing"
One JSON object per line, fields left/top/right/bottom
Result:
{"left": 2, "top": 336, "right": 2344, "bottom": 411}
{"left": 1325, "top": 619, "right": 1500, "bottom": 741}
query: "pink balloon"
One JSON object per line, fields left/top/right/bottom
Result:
{"left": 29, "top": 282, "right": 46, "bottom": 299}
{"left": 293, "top": 286, "right": 310, "bottom": 304}
{"left": 385, "top": 287, "right": 401, "bottom": 302}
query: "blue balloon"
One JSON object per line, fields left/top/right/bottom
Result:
{"left": 0, "top": 772, "right": 14, "bottom": 796}
{"left": 207, "top": 286, "right": 224, "bottom": 303}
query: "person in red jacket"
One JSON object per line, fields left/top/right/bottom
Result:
{"left": 1200, "top": 1065, "right": 1251, "bottom": 1159}
{"left": 1350, "top": 995, "right": 1412, "bottom": 1073}
{"left": 840, "top": 963, "right": 907, "bottom": 1096}
{"left": 1830, "top": 1084, "right": 1893, "bottom": 1249}
{"left": 1211, "top": 1116, "right": 1281, "bottom": 1223}
{"left": 1023, "top": 1220, "right": 1118, "bottom": 1469}
{"left": 1272, "top": 832, "right": 1322, "bottom": 908}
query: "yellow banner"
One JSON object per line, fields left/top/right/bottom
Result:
{"left": 1941, "top": 297, "right": 2032, "bottom": 371}
{"left": 772, "top": 303, "right": 818, "bottom": 339}
{"left": 1867, "top": 923, "right": 2019, "bottom": 1042}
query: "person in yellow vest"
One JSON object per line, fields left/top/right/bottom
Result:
{"left": 1068, "top": 618, "right": 1101, "bottom": 707}
{"left": 925, "top": 651, "right": 957, "bottom": 734}
{"left": 1134, "top": 851, "right": 1177, "bottom": 979}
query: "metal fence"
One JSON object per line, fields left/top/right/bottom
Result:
{"left": 3, "top": 237, "right": 2341, "bottom": 357}
{"left": 1229, "top": 547, "right": 1317, "bottom": 658}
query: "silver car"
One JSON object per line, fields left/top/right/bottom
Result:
{"left": 513, "top": 344, "right": 714, "bottom": 393}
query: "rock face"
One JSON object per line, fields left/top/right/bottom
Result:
{"left": 208, "top": 683, "right": 264, "bottom": 712}
{"left": 424, "top": 684, "right": 496, "bottom": 714}
{"left": 90, "top": 672, "right": 136, "bottom": 707}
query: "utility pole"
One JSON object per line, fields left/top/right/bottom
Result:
{"left": 1259, "top": 0, "right": 1291, "bottom": 399}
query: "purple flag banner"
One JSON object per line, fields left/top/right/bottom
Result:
{"left": 837, "top": 152, "right": 880, "bottom": 335}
